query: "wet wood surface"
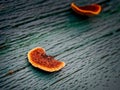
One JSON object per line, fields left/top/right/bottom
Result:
{"left": 0, "top": 0, "right": 120, "bottom": 90}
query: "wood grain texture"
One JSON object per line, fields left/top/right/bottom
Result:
{"left": 0, "top": 0, "right": 120, "bottom": 90}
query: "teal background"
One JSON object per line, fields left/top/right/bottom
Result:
{"left": 0, "top": 0, "right": 120, "bottom": 90}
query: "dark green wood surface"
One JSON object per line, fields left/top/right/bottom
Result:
{"left": 0, "top": 0, "right": 120, "bottom": 90}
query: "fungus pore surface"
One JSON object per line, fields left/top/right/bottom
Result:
{"left": 27, "top": 47, "right": 65, "bottom": 72}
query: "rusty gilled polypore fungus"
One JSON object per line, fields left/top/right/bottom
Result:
{"left": 27, "top": 47, "right": 65, "bottom": 72}
{"left": 71, "top": 3, "right": 102, "bottom": 16}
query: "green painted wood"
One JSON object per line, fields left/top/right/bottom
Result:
{"left": 0, "top": 0, "right": 120, "bottom": 90}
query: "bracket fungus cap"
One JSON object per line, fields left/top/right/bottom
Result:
{"left": 27, "top": 47, "right": 65, "bottom": 72}
{"left": 71, "top": 2, "right": 102, "bottom": 16}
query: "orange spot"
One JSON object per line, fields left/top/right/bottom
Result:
{"left": 71, "top": 3, "right": 102, "bottom": 16}
{"left": 8, "top": 70, "right": 14, "bottom": 75}
{"left": 27, "top": 47, "right": 65, "bottom": 72}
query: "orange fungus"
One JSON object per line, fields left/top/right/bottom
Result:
{"left": 71, "top": 3, "right": 102, "bottom": 16}
{"left": 27, "top": 47, "right": 65, "bottom": 72}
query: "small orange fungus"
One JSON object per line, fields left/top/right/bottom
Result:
{"left": 27, "top": 47, "right": 65, "bottom": 72}
{"left": 71, "top": 3, "right": 102, "bottom": 16}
